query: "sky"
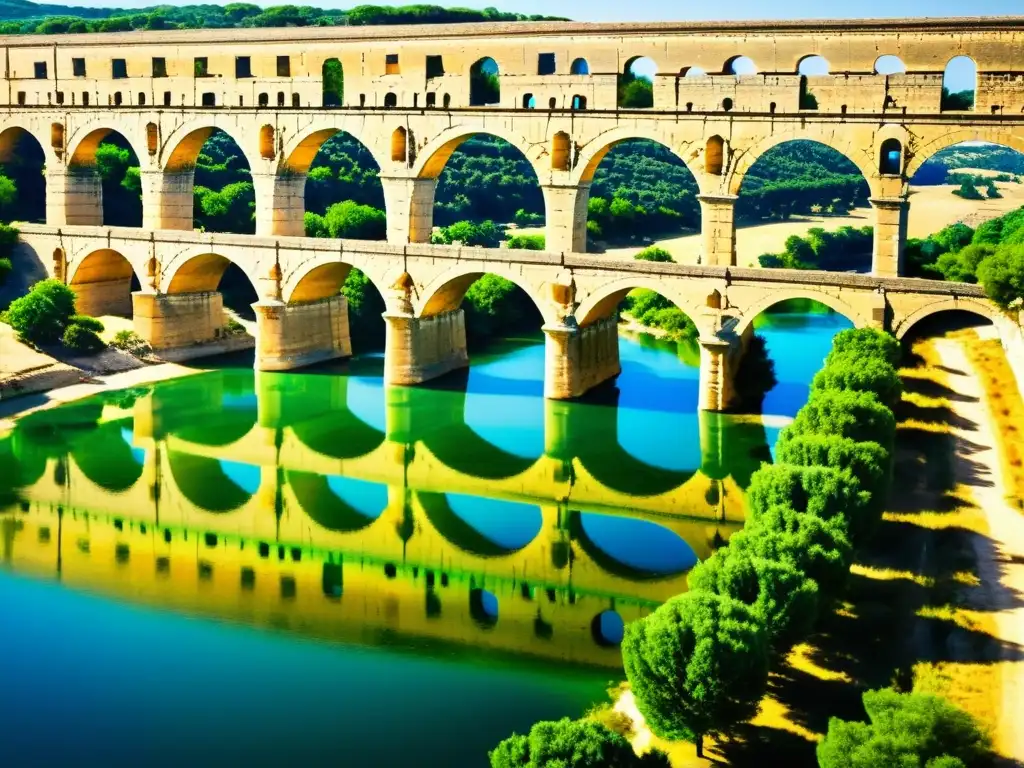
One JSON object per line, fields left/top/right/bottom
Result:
{"left": 52, "top": 0, "right": 1024, "bottom": 17}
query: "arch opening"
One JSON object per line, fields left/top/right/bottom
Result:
{"left": 296, "top": 130, "right": 386, "bottom": 242}
{"left": 797, "top": 55, "right": 830, "bottom": 77}
{"left": 570, "top": 57, "right": 590, "bottom": 75}
{"left": 571, "top": 512, "right": 699, "bottom": 580}
{"left": 592, "top": 610, "right": 625, "bottom": 647}
{"left": 290, "top": 263, "right": 387, "bottom": 352}
{"left": 735, "top": 139, "right": 872, "bottom": 271}
{"left": 69, "top": 129, "right": 142, "bottom": 227}
{"left": 69, "top": 248, "right": 141, "bottom": 319}
{"left": 874, "top": 55, "right": 907, "bottom": 76}
{"left": 584, "top": 139, "right": 699, "bottom": 254}
{"left": 725, "top": 56, "right": 757, "bottom": 76}
{"left": 906, "top": 140, "right": 1024, "bottom": 279}
{"left": 391, "top": 127, "right": 407, "bottom": 163}
{"left": 166, "top": 252, "right": 259, "bottom": 322}
{"left": 899, "top": 307, "right": 995, "bottom": 343}
{"left": 191, "top": 130, "right": 255, "bottom": 234}
{"left": 879, "top": 138, "right": 902, "bottom": 176}
{"left": 0, "top": 127, "right": 46, "bottom": 223}
{"left": 469, "top": 57, "right": 500, "bottom": 106}
{"left": 469, "top": 588, "right": 498, "bottom": 628}
{"left": 941, "top": 56, "right": 976, "bottom": 112}
{"left": 619, "top": 56, "right": 656, "bottom": 109}
{"left": 322, "top": 58, "right": 343, "bottom": 107}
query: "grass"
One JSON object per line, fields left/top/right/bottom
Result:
{"left": 955, "top": 329, "right": 1024, "bottom": 511}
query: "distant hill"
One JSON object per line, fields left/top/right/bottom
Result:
{"left": 0, "top": 1, "right": 568, "bottom": 32}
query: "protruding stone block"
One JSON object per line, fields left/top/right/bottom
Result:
{"left": 383, "top": 309, "right": 468, "bottom": 385}
{"left": 253, "top": 296, "right": 352, "bottom": 371}
{"left": 543, "top": 315, "right": 621, "bottom": 400}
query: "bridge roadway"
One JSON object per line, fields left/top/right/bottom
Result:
{"left": 15, "top": 222, "right": 1007, "bottom": 409}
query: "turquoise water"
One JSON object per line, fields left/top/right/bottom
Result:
{"left": 0, "top": 310, "right": 850, "bottom": 767}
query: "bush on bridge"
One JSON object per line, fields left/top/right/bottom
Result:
{"left": 811, "top": 354, "right": 904, "bottom": 410}
{"left": 489, "top": 717, "right": 670, "bottom": 768}
{"left": 687, "top": 546, "right": 819, "bottom": 654}
{"left": 621, "top": 590, "right": 769, "bottom": 758}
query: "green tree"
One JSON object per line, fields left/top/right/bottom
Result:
{"left": 489, "top": 717, "right": 669, "bottom": 767}
{"left": 463, "top": 274, "right": 539, "bottom": 341}
{"left": 817, "top": 689, "right": 992, "bottom": 768}
{"left": 827, "top": 328, "right": 902, "bottom": 368}
{"left": 323, "top": 200, "right": 386, "bottom": 239}
{"left": 5, "top": 278, "right": 77, "bottom": 343}
{"left": 788, "top": 389, "right": 896, "bottom": 451}
{"left": 976, "top": 244, "right": 1024, "bottom": 310}
{"left": 432, "top": 220, "right": 502, "bottom": 247}
{"left": 634, "top": 246, "right": 673, "bottom": 263}
{"left": 811, "top": 354, "right": 903, "bottom": 410}
{"left": 341, "top": 268, "right": 385, "bottom": 351}
{"left": 622, "top": 590, "right": 769, "bottom": 757}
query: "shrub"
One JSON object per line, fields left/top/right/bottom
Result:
{"left": 507, "top": 234, "right": 546, "bottom": 250}
{"left": 432, "top": 219, "right": 503, "bottom": 248}
{"left": 62, "top": 323, "right": 105, "bottom": 354}
{"left": 622, "top": 590, "right": 769, "bottom": 757}
{"left": 827, "top": 328, "right": 902, "bottom": 368}
{"left": 747, "top": 463, "right": 871, "bottom": 541}
{"left": 729, "top": 505, "right": 853, "bottom": 599}
{"left": 788, "top": 388, "right": 896, "bottom": 450}
{"left": 5, "top": 278, "right": 77, "bottom": 343}
{"left": 817, "top": 689, "right": 992, "bottom": 768}
{"left": 489, "top": 717, "right": 669, "bottom": 768}
{"left": 812, "top": 354, "right": 903, "bottom": 410}
{"left": 977, "top": 244, "right": 1024, "bottom": 310}
{"left": 634, "top": 246, "right": 674, "bottom": 263}
{"left": 687, "top": 547, "right": 818, "bottom": 653}
{"left": 68, "top": 314, "right": 104, "bottom": 333}
{"left": 111, "top": 329, "right": 150, "bottom": 356}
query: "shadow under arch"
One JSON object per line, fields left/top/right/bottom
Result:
{"left": 895, "top": 301, "right": 998, "bottom": 342}
{"left": 567, "top": 511, "right": 699, "bottom": 582}
{"left": 167, "top": 451, "right": 254, "bottom": 513}
{"left": 417, "top": 491, "right": 542, "bottom": 557}
{"left": 164, "top": 252, "right": 260, "bottom": 322}
{"left": 286, "top": 470, "right": 386, "bottom": 533}
{"left": 69, "top": 419, "right": 144, "bottom": 492}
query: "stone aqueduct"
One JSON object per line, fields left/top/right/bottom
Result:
{"left": 3, "top": 17, "right": 1022, "bottom": 407}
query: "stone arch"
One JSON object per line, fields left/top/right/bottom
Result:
{"left": 66, "top": 248, "right": 142, "bottom": 317}
{"left": 163, "top": 250, "right": 259, "bottom": 295}
{"left": 727, "top": 130, "right": 879, "bottom": 197}
{"left": 723, "top": 55, "right": 757, "bottom": 75}
{"left": 469, "top": 57, "right": 500, "bottom": 106}
{"left": 893, "top": 297, "right": 1000, "bottom": 340}
{"left": 904, "top": 129, "right": 1024, "bottom": 180}
{"left": 551, "top": 131, "right": 571, "bottom": 171}
{"left": 733, "top": 289, "right": 869, "bottom": 337}
{"left": 279, "top": 124, "right": 383, "bottom": 176}
{"left": 571, "top": 127, "right": 702, "bottom": 187}
{"left": 161, "top": 122, "right": 257, "bottom": 174}
{"left": 66, "top": 126, "right": 145, "bottom": 227}
{"left": 0, "top": 124, "right": 48, "bottom": 222}
{"left": 0, "top": 121, "right": 52, "bottom": 163}
{"left": 796, "top": 54, "right": 830, "bottom": 75}
{"left": 573, "top": 276, "right": 711, "bottom": 336}
{"left": 412, "top": 125, "right": 544, "bottom": 180}
{"left": 416, "top": 265, "right": 558, "bottom": 326}
{"left": 66, "top": 124, "right": 147, "bottom": 169}
{"left": 390, "top": 126, "right": 408, "bottom": 163}
{"left": 283, "top": 259, "right": 390, "bottom": 305}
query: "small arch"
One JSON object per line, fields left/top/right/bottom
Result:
{"left": 470, "top": 57, "right": 500, "bottom": 106}
{"left": 259, "top": 124, "right": 275, "bottom": 160}
{"left": 443, "top": 93, "right": 451, "bottom": 109}
{"left": 941, "top": 56, "right": 976, "bottom": 111}
{"left": 277, "top": 91, "right": 285, "bottom": 107}
{"left": 548, "top": 97, "right": 557, "bottom": 109}
{"left": 722, "top": 97, "right": 734, "bottom": 111}
{"left": 571, "top": 94, "right": 587, "bottom": 110}
{"left": 384, "top": 92, "right": 398, "bottom": 108}
{"left": 797, "top": 55, "right": 830, "bottom": 76}
{"left": 292, "top": 93, "right": 300, "bottom": 108}
{"left": 705, "top": 135, "right": 725, "bottom": 175}
{"left": 469, "top": 588, "right": 498, "bottom": 628}
{"left": 551, "top": 131, "right": 571, "bottom": 171}
{"left": 591, "top": 610, "right": 625, "bottom": 647}
{"left": 570, "top": 57, "right": 590, "bottom": 75}
{"left": 879, "top": 138, "right": 902, "bottom": 175}
{"left": 50, "top": 122, "right": 64, "bottom": 153}
{"left": 725, "top": 56, "right": 757, "bottom": 76}
{"left": 113, "top": 92, "right": 123, "bottom": 106}
{"left": 146, "top": 122, "right": 158, "bottom": 155}
{"left": 391, "top": 126, "right": 408, "bottom": 163}
{"left": 322, "top": 58, "right": 343, "bottom": 107}
{"left": 679, "top": 66, "right": 707, "bottom": 78}
{"left": 619, "top": 56, "right": 656, "bottom": 108}
{"left": 874, "top": 55, "right": 906, "bottom": 75}
{"left": 138, "top": 92, "right": 146, "bottom": 106}
{"left": 522, "top": 93, "right": 535, "bottom": 109}
{"left": 258, "top": 92, "right": 269, "bottom": 107}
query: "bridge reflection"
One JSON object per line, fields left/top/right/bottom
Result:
{"left": 0, "top": 366, "right": 771, "bottom": 669}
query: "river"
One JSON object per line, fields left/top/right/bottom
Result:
{"left": 0, "top": 307, "right": 851, "bottom": 767}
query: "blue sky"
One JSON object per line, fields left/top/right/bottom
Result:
{"left": 58, "top": 0, "right": 1024, "bottom": 17}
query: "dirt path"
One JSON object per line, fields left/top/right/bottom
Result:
{"left": 933, "top": 337, "right": 1024, "bottom": 761}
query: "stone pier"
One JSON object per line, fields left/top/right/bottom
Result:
{"left": 47, "top": 167, "right": 103, "bottom": 226}
{"left": 697, "top": 194, "right": 738, "bottom": 267}
{"left": 698, "top": 336, "right": 739, "bottom": 412}
{"left": 870, "top": 196, "right": 910, "bottom": 277}
{"left": 383, "top": 308, "right": 469, "bottom": 386}
{"left": 252, "top": 296, "right": 351, "bottom": 371}
{"left": 542, "top": 315, "right": 621, "bottom": 400}
{"left": 132, "top": 290, "right": 226, "bottom": 353}
{"left": 73, "top": 277, "right": 133, "bottom": 317}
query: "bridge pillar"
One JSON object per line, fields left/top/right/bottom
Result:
{"left": 381, "top": 176, "right": 437, "bottom": 244}
{"left": 542, "top": 316, "right": 621, "bottom": 400}
{"left": 47, "top": 167, "right": 103, "bottom": 226}
{"left": 542, "top": 183, "right": 589, "bottom": 253}
{"left": 870, "top": 196, "right": 909, "bottom": 277}
{"left": 73, "top": 278, "right": 134, "bottom": 317}
{"left": 698, "top": 335, "right": 739, "bottom": 412}
{"left": 697, "top": 194, "right": 738, "bottom": 267}
{"left": 132, "top": 290, "right": 225, "bottom": 351}
{"left": 383, "top": 309, "right": 468, "bottom": 385}
{"left": 254, "top": 172, "right": 305, "bottom": 238}
{"left": 150, "top": 169, "right": 196, "bottom": 231}
{"left": 252, "top": 296, "right": 352, "bottom": 371}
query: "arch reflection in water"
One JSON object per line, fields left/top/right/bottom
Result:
{"left": 592, "top": 610, "right": 625, "bottom": 647}
{"left": 419, "top": 492, "right": 543, "bottom": 557}
{"left": 571, "top": 512, "right": 700, "bottom": 579}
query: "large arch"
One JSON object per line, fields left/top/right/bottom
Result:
{"left": 69, "top": 420, "right": 144, "bottom": 492}
{"left": 416, "top": 265, "right": 555, "bottom": 324}
{"left": 67, "top": 124, "right": 147, "bottom": 171}
{"left": 162, "top": 249, "right": 260, "bottom": 323}
{"left": 904, "top": 130, "right": 1024, "bottom": 180}
{"left": 0, "top": 125, "right": 47, "bottom": 223}
{"left": 574, "top": 276, "right": 711, "bottom": 333}
{"left": 66, "top": 127, "right": 144, "bottom": 227}
{"left": 568, "top": 511, "right": 698, "bottom": 581}
{"left": 733, "top": 289, "right": 868, "bottom": 337}
{"left": 167, "top": 451, "right": 256, "bottom": 513}
{"left": 67, "top": 248, "right": 141, "bottom": 318}
{"left": 893, "top": 297, "right": 1000, "bottom": 340}
{"left": 412, "top": 126, "right": 544, "bottom": 181}
{"left": 573, "top": 128, "right": 701, "bottom": 186}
